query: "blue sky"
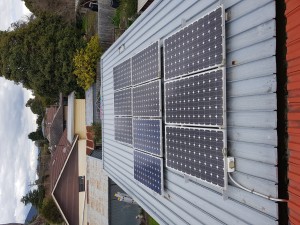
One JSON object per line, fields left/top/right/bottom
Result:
{"left": 0, "top": 1, "right": 38, "bottom": 223}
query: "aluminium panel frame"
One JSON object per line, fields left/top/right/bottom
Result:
{"left": 132, "top": 79, "right": 162, "bottom": 118}
{"left": 114, "top": 86, "right": 133, "bottom": 117}
{"left": 133, "top": 149, "right": 164, "bottom": 195}
{"left": 165, "top": 125, "right": 228, "bottom": 191}
{"left": 114, "top": 116, "right": 133, "bottom": 146}
{"left": 113, "top": 58, "right": 132, "bottom": 91}
{"left": 163, "top": 5, "right": 226, "bottom": 81}
{"left": 164, "top": 67, "right": 226, "bottom": 129}
{"left": 132, "top": 118, "right": 163, "bottom": 157}
{"left": 131, "top": 40, "right": 161, "bottom": 87}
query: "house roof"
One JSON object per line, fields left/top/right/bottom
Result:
{"left": 286, "top": 0, "right": 300, "bottom": 223}
{"left": 50, "top": 130, "right": 79, "bottom": 225}
{"left": 44, "top": 94, "right": 64, "bottom": 150}
{"left": 44, "top": 106, "right": 58, "bottom": 139}
{"left": 101, "top": 0, "right": 282, "bottom": 224}
{"left": 50, "top": 130, "right": 73, "bottom": 191}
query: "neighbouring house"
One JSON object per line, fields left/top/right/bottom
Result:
{"left": 50, "top": 92, "right": 87, "bottom": 225}
{"left": 100, "top": 0, "right": 299, "bottom": 224}
{"left": 43, "top": 94, "right": 65, "bottom": 152}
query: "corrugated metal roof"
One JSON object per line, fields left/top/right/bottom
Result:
{"left": 286, "top": 0, "right": 300, "bottom": 224}
{"left": 101, "top": 0, "right": 280, "bottom": 224}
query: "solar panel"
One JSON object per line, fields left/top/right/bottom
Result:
{"left": 114, "top": 88, "right": 132, "bottom": 116}
{"left": 134, "top": 150, "right": 163, "bottom": 194}
{"left": 114, "top": 117, "right": 132, "bottom": 145}
{"left": 133, "top": 119, "right": 162, "bottom": 156}
{"left": 164, "top": 6, "right": 224, "bottom": 80}
{"left": 113, "top": 59, "right": 131, "bottom": 90}
{"left": 132, "top": 41, "right": 160, "bottom": 86}
{"left": 133, "top": 80, "right": 161, "bottom": 117}
{"left": 165, "top": 126, "right": 225, "bottom": 188}
{"left": 165, "top": 69, "right": 224, "bottom": 127}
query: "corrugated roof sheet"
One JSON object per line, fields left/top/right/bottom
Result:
{"left": 286, "top": 0, "right": 300, "bottom": 224}
{"left": 101, "top": 0, "right": 280, "bottom": 224}
{"left": 49, "top": 104, "right": 64, "bottom": 148}
{"left": 44, "top": 106, "right": 58, "bottom": 140}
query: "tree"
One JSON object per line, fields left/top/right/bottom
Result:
{"left": 0, "top": 13, "right": 85, "bottom": 102}
{"left": 28, "top": 130, "right": 44, "bottom": 141}
{"left": 40, "top": 197, "right": 64, "bottom": 224}
{"left": 21, "top": 187, "right": 45, "bottom": 208}
{"left": 26, "top": 97, "right": 44, "bottom": 115}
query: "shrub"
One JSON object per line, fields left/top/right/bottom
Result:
{"left": 40, "top": 197, "right": 64, "bottom": 224}
{"left": 91, "top": 122, "right": 102, "bottom": 143}
{"left": 73, "top": 35, "right": 101, "bottom": 90}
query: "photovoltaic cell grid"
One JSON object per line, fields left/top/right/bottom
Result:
{"left": 132, "top": 41, "right": 160, "bottom": 86}
{"left": 114, "top": 88, "right": 132, "bottom": 116}
{"left": 113, "top": 59, "right": 131, "bottom": 90}
{"left": 166, "top": 126, "right": 225, "bottom": 187}
{"left": 165, "top": 69, "right": 224, "bottom": 127}
{"left": 164, "top": 7, "right": 224, "bottom": 80}
{"left": 114, "top": 117, "right": 132, "bottom": 145}
{"left": 133, "top": 80, "right": 161, "bottom": 117}
{"left": 134, "top": 150, "right": 163, "bottom": 194}
{"left": 133, "top": 119, "right": 162, "bottom": 156}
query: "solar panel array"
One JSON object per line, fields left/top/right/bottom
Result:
{"left": 114, "top": 88, "right": 132, "bottom": 116}
{"left": 113, "top": 59, "right": 131, "bottom": 90}
{"left": 134, "top": 150, "right": 163, "bottom": 194}
{"left": 166, "top": 126, "right": 225, "bottom": 187}
{"left": 164, "top": 6, "right": 226, "bottom": 189}
{"left": 133, "top": 119, "right": 162, "bottom": 156}
{"left": 164, "top": 7, "right": 224, "bottom": 80}
{"left": 130, "top": 42, "right": 163, "bottom": 194}
{"left": 113, "top": 57, "right": 132, "bottom": 145}
{"left": 132, "top": 41, "right": 160, "bottom": 86}
{"left": 112, "top": 6, "right": 226, "bottom": 193}
{"left": 133, "top": 80, "right": 161, "bottom": 117}
{"left": 165, "top": 69, "right": 224, "bottom": 126}
{"left": 114, "top": 117, "right": 132, "bottom": 145}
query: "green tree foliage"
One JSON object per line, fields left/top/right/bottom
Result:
{"left": 26, "top": 97, "right": 45, "bottom": 115}
{"left": 73, "top": 35, "right": 101, "bottom": 90}
{"left": 28, "top": 129, "right": 44, "bottom": 141}
{"left": 40, "top": 197, "right": 64, "bottom": 224}
{"left": 0, "top": 13, "right": 84, "bottom": 102}
{"left": 21, "top": 186, "right": 45, "bottom": 208}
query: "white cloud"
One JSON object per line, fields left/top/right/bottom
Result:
{"left": 0, "top": 0, "right": 32, "bottom": 31}
{"left": 0, "top": 78, "right": 38, "bottom": 223}
{"left": 0, "top": 1, "right": 37, "bottom": 222}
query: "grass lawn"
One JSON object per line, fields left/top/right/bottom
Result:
{"left": 112, "top": 0, "right": 138, "bottom": 29}
{"left": 147, "top": 216, "right": 160, "bottom": 225}
{"left": 78, "top": 11, "right": 98, "bottom": 40}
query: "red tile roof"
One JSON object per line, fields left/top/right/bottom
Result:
{"left": 286, "top": 0, "right": 300, "bottom": 224}
{"left": 50, "top": 130, "right": 72, "bottom": 191}
{"left": 53, "top": 142, "right": 79, "bottom": 225}
{"left": 50, "top": 130, "right": 79, "bottom": 225}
